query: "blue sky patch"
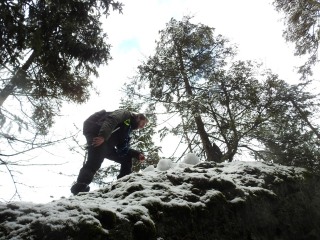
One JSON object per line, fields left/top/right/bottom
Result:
{"left": 118, "top": 38, "right": 140, "bottom": 53}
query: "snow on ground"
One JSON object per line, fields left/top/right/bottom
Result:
{"left": 0, "top": 153, "right": 307, "bottom": 239}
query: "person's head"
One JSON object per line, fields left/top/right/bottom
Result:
{"left": 133, "top": 113, "right": 148, "bottom": 130}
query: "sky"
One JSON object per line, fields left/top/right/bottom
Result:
{"left": 0, "top": 155, "right": 308, "bottom": 239}
{"left": 0, "top": 0, "right": 311, "bottom": 203}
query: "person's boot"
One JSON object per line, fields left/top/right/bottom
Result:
{"left": 70, "top": 182, "right": 90, "bottom": 195}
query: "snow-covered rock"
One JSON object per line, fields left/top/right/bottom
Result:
{"left": 156, "top": 158, "right": 174, "bottom": 171}
{"left": 143, "top": 165, "right": 155, "bottom": 172}
{"left": 182, "top": 152, "right": 200, "bottom": 165}
{"left": 0, "top": 161, "right": 319, "bottom": 240}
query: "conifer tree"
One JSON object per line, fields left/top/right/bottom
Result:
{"left": 122, "top": 16, "right": 320, "bottom": 172}
{"left": 0, "top": 0, "right": 123, "bottom": 197}
{"left": 273, "top": 0, "right": 320, "bottom": 79}
{"left": 0, "top": 0, "right": 122, "bottom": 133}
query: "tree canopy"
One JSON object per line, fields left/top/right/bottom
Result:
{"left": 0, "top": 0, "right": 123, "bottom": 199}
{"left": 273, "top": 0, "right": 320, "bottom": 79}
{"left": 0, "top": 0, "right": 122, "bottom": 133}
{"left": 122, "top": 16, "right": 320, "bottom": 171}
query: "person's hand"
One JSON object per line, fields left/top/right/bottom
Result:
{"left": 92, "top": 136, "right": 105, "bottom": 147}
{"left": 138, "top": 153, "right": 145, "bottom": 161}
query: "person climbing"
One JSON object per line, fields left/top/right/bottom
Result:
{"left": 71, "top": 109, "right": 148, "bottom": 195}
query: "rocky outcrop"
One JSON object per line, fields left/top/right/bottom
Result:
{"left": 0, "top": 161, "right": 319, "bottom": 240}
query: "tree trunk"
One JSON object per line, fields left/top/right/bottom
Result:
{"left": 194, "top": 114, "right": 223, "bottom": 162}
{"left": 175, "top": 45, "right": 223, "bottom": 162}
{"left": 0, "top": 51, "right": 36, "bottom": 107}
{"left": 178, "top": 67, "right": 222, "bottom": 161}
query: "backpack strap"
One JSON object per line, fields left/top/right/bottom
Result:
{"left": 124, "top": 118, "right": 131, "bottom": 126}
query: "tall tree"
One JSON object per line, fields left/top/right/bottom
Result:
{"left": 122, "top": 16, "right": 320, "bottom": 172}
{"left": 0, "top": 0, "right": 123, "bottom": 200}
{"left": 0, "top": 0, "right": 122, "bottom": 132}
{"left": 252, "top": 80, "right": 320, "bottom": 171}
{"left": 135, "top": 16, "right": 236, "bottom": 162}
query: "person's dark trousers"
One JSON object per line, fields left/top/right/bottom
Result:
{"left": 76, "top": 141, "right": 104, "bottom": 184}
{"left": 105, "top": 152, "right": 133, "bottom": 179}
{"left": 76, "top": 135, "right": 133, "bottom": 184}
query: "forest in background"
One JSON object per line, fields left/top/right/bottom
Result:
{"left": 0, "top": 0, "right": 319, "bottom": 200}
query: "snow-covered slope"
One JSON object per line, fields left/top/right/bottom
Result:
{"left": 0, "top": 160, "right": 319, "bottom": 240}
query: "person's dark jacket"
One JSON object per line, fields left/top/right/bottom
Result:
{"left": 83, "top": 109, "right": 140, "bottom": 158}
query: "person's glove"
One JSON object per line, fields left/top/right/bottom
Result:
{"left": 92, "top": 136, "right": 105, "bottom": 147}
{"left": 138, "top": 153, "right": 145, "bottom": 161}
